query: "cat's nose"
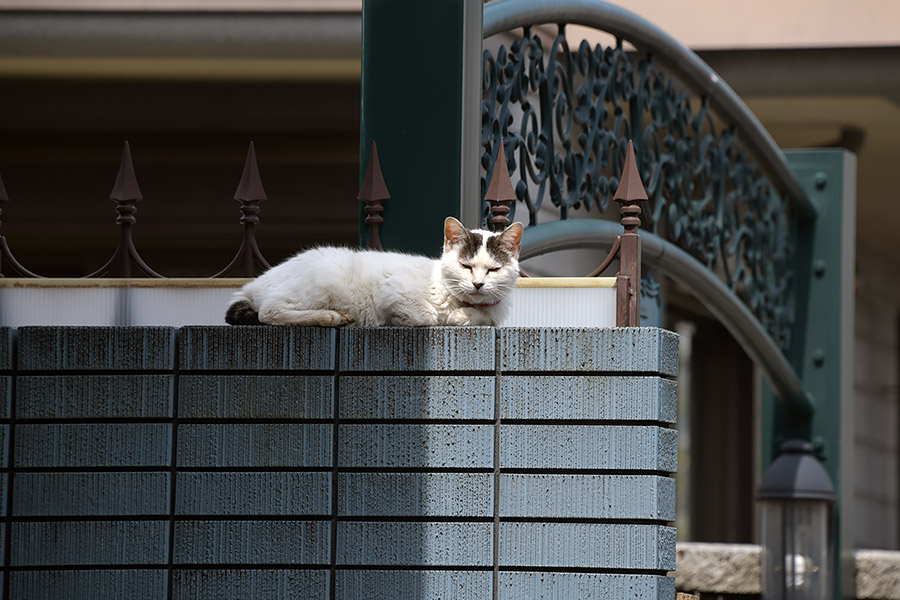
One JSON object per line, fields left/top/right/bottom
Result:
{"left": 473, "top": 281, "right": 484, "bottom": 290}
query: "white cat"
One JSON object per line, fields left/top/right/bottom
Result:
{"left": 225, "top": 217, "right": 523, "bottom": 327}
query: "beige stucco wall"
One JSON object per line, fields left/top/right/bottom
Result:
{"left": 571, "top": 0, "right": 900, "bottom": 49}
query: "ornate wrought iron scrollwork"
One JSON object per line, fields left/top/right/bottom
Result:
{"left": 482, "top": 25, "right": 794, "bottom": 350}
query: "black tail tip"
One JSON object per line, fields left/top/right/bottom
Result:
{"left": 225, "top": 300, "right": 261, "bottom": 325}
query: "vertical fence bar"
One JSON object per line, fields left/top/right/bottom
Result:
{"left": 358, "top": 141, "right": 390, "bottom": 251}
{"left": 614, "top": 140, "right": 646, "bottom": 327}
{"left": 85, "top": 141, "right": 163, "bottom": 278}
{"left": 212, "top": 142, "right": 272, "bottom": 277}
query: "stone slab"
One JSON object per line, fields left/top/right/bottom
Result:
{"left": 336, "top": 570, "right": 492, "bottom": 600}
{"left": 179, "top": 375, "right": 333, "bottom": 419}
{"left": 500, "top": 375, "right": 676, "bottom": 422}
{"left": 179, "top": 326, "right": 335, "bottom": 371}
{"left": 15, "top": 423, "right": 171, "bottom": 467}
{"left": 855, "top": 549, "right": 900, "bottom": 600}
{"left": 499, "top": 425, "right": 677, "bottom": 471}
{"left": 339, "top": 327, "right": 494, "bottom": 372}
{"left": 13, "top": 472, "right": 169, "bottom": 516}
{"left": 337, "top": 522, "right": 492, "bottom": 566}
{"left": 177, "top": 423, "right": 331, "bottom": 468}
{"left": 339, "top": 424, "right": 493, "bottom": 468}
{"left": 0, "top": 327, "right": 11, "bottom": 370}
{"left": 175, "top": 472, "right": 331, "bottom": 516}
{"left": 338, "top": 473, "right": 492, "bottom": 517}
{"left": 674, "top": 542, "right": 761, "bottom": 595}
{"left": 0, "top": 375, "right": 9, "bottom": 419}
{"left": 500, "top": 474, "right": 675, "bottom": 520}
{"left": 174, "top": 520, "right": 330, "bottom": 565}
{"left": 12, "top": 520, "right": 169, "bottom": 565}
{"left": 339, "top": 375, "right": 494, "bottom": 420}
{"left": 16, "top": 375, "right": 173, "bottom": 419}
{"left": 500, "top": 522, "right": 676, "bottom": 570}
{"left": 16, "top": 327, "right": 175, "bottom": 371}
{"left": 499, "top": 327, "right": 679, "bottom": 375}
{"left": 11, "top": 570, "right": 167, "bottom": 600}
{"left": 499, "top": 572, "right": 675, "bottom": 600}
{"left": 172, "top": 569, "right": 329, "bottom": 600}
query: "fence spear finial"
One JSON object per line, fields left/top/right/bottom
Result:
{"left": 358, "top": 140, "right": 390, "bottom": 250}
{"left": 110, "top": 140, "right": 143, "bottom": 205}
{"left": 614, "top": 139, "right": 648, "bottom": 204}
{"left": 86, "top": 141, "right": 162, "bottom": 277}
{"left": 212, "top": 141, "right": 272, "bottom": 277}
{"left": 485, "top": 141, "right": 517, "bottom": 231}
{"left": 613, "top": 139, "right": 645, "bottom": 326}
{"left": 235, "top": 141, "right": 267, "bottom": 206}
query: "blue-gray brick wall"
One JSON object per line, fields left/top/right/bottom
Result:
{"left": 3, "top": 325, "right": 678, "bottom": 600}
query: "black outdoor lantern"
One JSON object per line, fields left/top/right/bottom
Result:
{"left": 758, "top": 440, "right": 836, "bottom": 600}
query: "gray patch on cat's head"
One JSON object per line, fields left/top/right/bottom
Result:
{"left": 459, "top": 231, "right": 483, "bottom": 260}
{"left": 486, "top": 233, "right": 513, "bottom": 263}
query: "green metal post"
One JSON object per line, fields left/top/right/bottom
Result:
{"left": 359, "top": 0, "right": 482, "bottom": 255}
{"left": 761, "top": 149, "right": 856, "bottom": 599}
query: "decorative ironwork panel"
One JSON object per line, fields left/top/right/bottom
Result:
{"left": 482, "top": 25, "right": 794, "bottom": 350}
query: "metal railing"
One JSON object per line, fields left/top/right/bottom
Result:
{"left": 0, "top": 141, "right": 273, "bottom": 280}
{"left": 359, "top": 135, "right": 646, "bottom": 328}
{"left": 479, "top": 0, "right": 814, "bottom": 414}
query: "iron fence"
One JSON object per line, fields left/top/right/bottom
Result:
{"left": 0, "top": 141, "right": 274, "bottom": 280}
{"left": 2, "top": 135, "right": 645, "bottom": 327}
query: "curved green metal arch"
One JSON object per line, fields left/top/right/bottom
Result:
{"left": 485, "top": 0, "right": 815, "bottom": 417}
{"left": 483, "top": 0, "right": 815, "bottom": 220}
{"left": 521, "top": 222, "right": 813, "bottom": 418}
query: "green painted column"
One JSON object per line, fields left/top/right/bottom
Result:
{"left": 762, "top": 149, "right": 856, "bottom": 600}
{"left": 360, "top": 0, "right": 482, "bottom": 255}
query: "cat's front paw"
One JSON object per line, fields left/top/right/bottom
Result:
{"left": 447, "top": 307, "right": 492, "bottom": 326}
{"left": 333, "top": 310, "right": 355, "bottom": 326}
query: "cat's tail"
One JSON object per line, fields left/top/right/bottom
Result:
{"left": 225, "top": 298, "right": 262, "bottom": 325}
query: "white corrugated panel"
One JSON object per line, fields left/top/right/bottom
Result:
{"left": 0, "top": 282, "right": 239, "bottom": 327}
{"left": 504, "top": 286, "right": 616, "bottom": 328}
{"left": 0, "top": 278, "right": 617, "bottom": 328}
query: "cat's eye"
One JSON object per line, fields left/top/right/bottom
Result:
{"left": 488, "top": 267, "right": 500, "bottom": 273}
{"left": 460, "top": 263, "right": 473, "bottom": 270}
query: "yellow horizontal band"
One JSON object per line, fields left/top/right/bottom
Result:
{"left": 516, "top": 277, "right": 617, "bottom": 288}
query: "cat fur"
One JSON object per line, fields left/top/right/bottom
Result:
{"left": 225, "top": 217, "right": 523, "bottom": 327}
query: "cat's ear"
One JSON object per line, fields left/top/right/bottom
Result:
{"left": 498, "top": 222, "right": 524, "bottom": 256}
{"left": 443, "top": 217, "right": 468, "bottom": 250}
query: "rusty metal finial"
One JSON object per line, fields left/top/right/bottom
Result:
{"left": 485, "top": 141, "right": 517, "bottom": 231}
{"left": 213, "top": 142, "right": 273, "bottom": 277}
{"left": 614, "top": 139, "right": 647, "bottom": 233}
{"left": 86, "top": 142, "right": 162, "bottom": 278}
{"left": 358, "top": 140, "right": 390, "bottom": 250}
{"left": 613, "top": 140, "right": 646, "bottom": 327}
{"left": 0, "top": 171, "right": 42, "bottom": 277}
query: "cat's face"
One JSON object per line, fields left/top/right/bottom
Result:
{"left": 440, "top": 217, "right": 523, "bottom": 305}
